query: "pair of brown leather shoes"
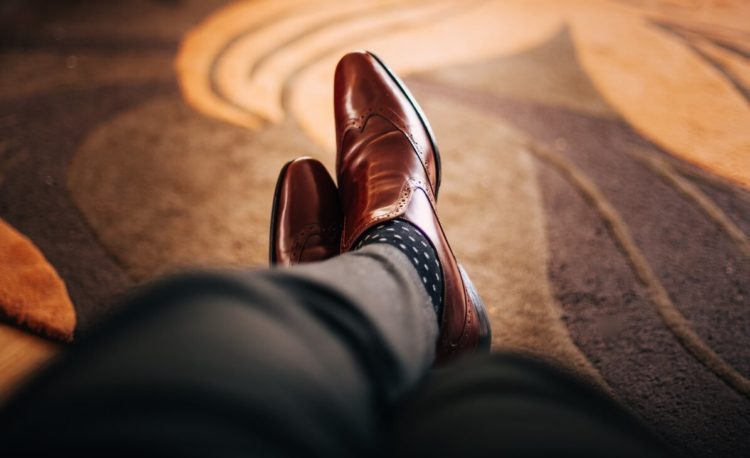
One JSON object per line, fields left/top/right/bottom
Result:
{"left": 270, "top": 52, "right": 491, "bottom": 360}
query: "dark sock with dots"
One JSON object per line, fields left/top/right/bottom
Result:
{"left": 353, "top": 219, "right": 443, "bottom": 319}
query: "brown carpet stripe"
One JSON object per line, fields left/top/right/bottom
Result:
{"left": 525, "top": 141, "right": 750, "bottom": 399}
{"left": 627, "top": 148, "right": 750, "bottom": 258}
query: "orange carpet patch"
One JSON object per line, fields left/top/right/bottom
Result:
{"left": 0, "top": 219, "right": 75, "bottom": 341}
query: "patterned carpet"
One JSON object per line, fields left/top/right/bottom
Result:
{"left": 1, "top": 0, "right": 749, "bottom": 455}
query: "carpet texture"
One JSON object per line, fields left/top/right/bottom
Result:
{"left": 0, "top": 1, "right": 749, "bottom": 455}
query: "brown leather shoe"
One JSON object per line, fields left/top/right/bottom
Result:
{"left": 334, "top": 51, "right": 491, "bottom": 361}
{"left": 269, "top": 157, "right": 341, "bottom": 266}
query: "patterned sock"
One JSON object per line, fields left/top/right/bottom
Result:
{"left": 353, "top": 219, "right": 443, "bottom": 319}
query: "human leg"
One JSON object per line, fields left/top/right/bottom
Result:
{"left": 1, "top": 245, "right": 436, "bottom": 457}
{"left": 392, "top": 353, "right": 673, "bottom": 458}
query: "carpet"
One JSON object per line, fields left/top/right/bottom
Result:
{"left": 0, "top": 0, "right": 748, "bottom": 455}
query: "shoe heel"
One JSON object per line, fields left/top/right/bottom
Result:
{"left": 458, "top": 264, "right": 492, "bottom": 352}
{"left": 269, "top": 160, "right": 293, "bottom": 265}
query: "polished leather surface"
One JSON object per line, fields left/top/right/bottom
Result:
{"left": 334, "top": 51, "right": 487, "bottom": 360}
{"left": 270, "top": 157, "right": 341, "bottom": 267}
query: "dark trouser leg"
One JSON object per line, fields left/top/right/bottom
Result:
{"left": 0, "top": 245, "right": 437, "bottom": 457}
{"left": 393, "top": 353, "right": 673, "bottom": 458}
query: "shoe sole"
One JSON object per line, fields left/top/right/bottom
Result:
{"left": 367, "top": 51, "right": 442, "bottom": 198}
{"left": 268, "top": 159, "right": 294, "bottom": 265}
{"left": 459, "top": 264, "right": 492, "bottom": 351}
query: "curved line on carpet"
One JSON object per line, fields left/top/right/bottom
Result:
{"left": 525, "top": 141, "right": 750, "bottom": 399}
{"left": 278, "top": 0, "right": 491, "bottom": 112}
{"left": 203, "top": 0, "right": 450, "bottom": 126}
{"left": 653, "top": 21, "right": 750, "bottom": 104}
{"left": 247, "top": 0, "right": 439, "bottom": 79}
{"left": 627, "top": 148, "right": 750, "bottom": 258}
{"left": 203, "top": 0, "right": 314, "bottom": 125}
{"left": 654, "top": 150, "right": 750, "bottom": 205}
{"left": 650, "top": 19, "right": 750, "bottom": 59}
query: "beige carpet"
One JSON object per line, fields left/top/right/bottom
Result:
{"left": 1, "top": 1, "right": 749, "bottom": 455}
